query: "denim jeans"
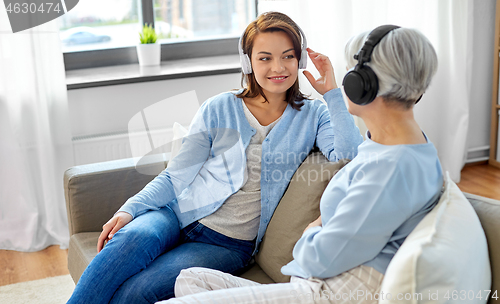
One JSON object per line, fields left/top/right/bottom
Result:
{"left": 67, "top": 206, "right": 255, "bottom": 304}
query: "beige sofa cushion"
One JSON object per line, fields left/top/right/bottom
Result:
{"left": 239, "top": 263, "right": 275, "bottom": 284}
{"left": 255, "top": 153, "right": 349, "bottom": 283}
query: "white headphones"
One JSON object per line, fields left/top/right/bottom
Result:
{"left": 238, "top": 25, "right": 308, "bottom": 75}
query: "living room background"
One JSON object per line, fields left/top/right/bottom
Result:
{"left": 0, "top": 0, "right": 496, "bottom": 252}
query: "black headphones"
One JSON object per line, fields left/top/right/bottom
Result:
{"left": 342, "top": 25, "right": 400, "bottom": 105}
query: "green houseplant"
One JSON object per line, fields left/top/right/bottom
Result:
{"left": 136, "top": 24, "right": 161, "bottom": 66}
{"left": 139, "top": 24, "right": 158, "bottom": 44}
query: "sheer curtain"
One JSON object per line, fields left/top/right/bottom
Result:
{"left": 259, "top": 0, "right": 472, "bottom": 182}
{"left": 0, "top": 8, "right": 74, "bottom": 251}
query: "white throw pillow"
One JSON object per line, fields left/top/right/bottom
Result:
{"left": 379, "top": 172, "right": 491, "bottom": 304}
{"left": 166, "top": 122, "right": 188, "bottom": 169}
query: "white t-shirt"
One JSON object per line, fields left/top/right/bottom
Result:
{"left": 199, "top": 100, "right": 282, "bottom": 240}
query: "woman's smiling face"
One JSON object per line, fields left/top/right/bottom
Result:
{"left": 250, "top": 31, "right": 298, "bottom": 99}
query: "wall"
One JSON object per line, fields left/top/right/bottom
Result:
{"left": 68, "top": 73, "right": 242, "bottom": 138}
{"left": 466, "top": 0, "right": 496, "bottom": 161}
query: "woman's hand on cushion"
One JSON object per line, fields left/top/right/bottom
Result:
{"left": 302, "top": 48, "right": 338, "bottom": 95}
{"left": 303, "top": 215, "right": 322, "bottom": 234}
{"left": 97, "top": 211, "right": 133, "bottom": 253}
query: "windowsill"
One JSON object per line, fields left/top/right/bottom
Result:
{"left": 66, "top": 54, "right": 241, "bottom": 90}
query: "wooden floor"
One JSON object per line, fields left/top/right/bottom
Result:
{"left": 0, "top": 245, "right": 69, "bottom": 286}
{"left": 456, "top": 163, "right": 500, "bottom": 199}
{"left": 0, "top": 163, "right": 499, "bottom": 287}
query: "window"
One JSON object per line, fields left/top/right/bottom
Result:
{"left": 62, "top": 0, "right": 256, "bottom": 70}
{"left": 58, "top": 0, "right": 141, "bottom": 52}
{"left": 154, "top": 0, "right": 250, "bottom": 40}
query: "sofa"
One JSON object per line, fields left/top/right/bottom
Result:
{"left": 64, "top": 153, "right": 500, "bottom": 303}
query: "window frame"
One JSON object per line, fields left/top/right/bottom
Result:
{"left": 63, "top": 0, "right": 258, "bottom": 71}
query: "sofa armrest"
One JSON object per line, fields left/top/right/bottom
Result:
{"left": 463, "top": 191, "right": 500, "bottom": 303}
{"left": 64, "top": 155, "right": 168, "bottom": 236}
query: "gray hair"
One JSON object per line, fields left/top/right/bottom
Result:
{"left": 344, "top": 27, "right": 438, "bottom": 108}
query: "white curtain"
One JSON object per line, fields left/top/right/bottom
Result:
{"left": 0, "top": 9, "right": 74, "bottom": 251}
{"left": 259, "top": 0, "right": 473, "bottom": 182}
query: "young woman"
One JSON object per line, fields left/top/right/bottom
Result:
{"left": 66, "top": 12, "right": 363, "bottom": 304}
{"left": 159, "top": 26, "right": 443, "bottom": 304}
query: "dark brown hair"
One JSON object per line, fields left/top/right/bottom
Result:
{"left": 236, "top": 12, "right": 309, "bottom": 110}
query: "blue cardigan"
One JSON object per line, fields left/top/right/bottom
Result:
{"left": 119, "top": 88, "right": 364, "bottom": 255}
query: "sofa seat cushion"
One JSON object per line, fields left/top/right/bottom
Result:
{"left": 239, "top": 263, "right": 275, "bottom": 284}
{"left": 68, "top": 232, "right": 99, "bottom": 284}
{"left": 69, "top": 235, "right": 276, "bottom": 285}
{"left": 255, "top": 153, "right": 349, "bottom": 283}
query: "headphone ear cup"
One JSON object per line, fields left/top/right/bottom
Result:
{"left": 342, "top": 65, "right": 379, "bottom": 105}
{"left": 358, "top": 66, "right": 378, "bottom": 104}
{"left": 343, "top": 69, "right": 364, "bottom": 104}
{"left": 240, "top": 53, "right": 252, "bottom": 74}
{"left": 299, "top": 48, "right": 308, "bottom": 69}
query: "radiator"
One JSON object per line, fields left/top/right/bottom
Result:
{"left": 72, "top": 128, "right": 174, "bottom": 166}
{"left": 73, "top": 129, "right": 491, "bottom": 166}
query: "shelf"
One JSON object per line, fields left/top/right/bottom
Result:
{"left": 491, "top": 159, "right": 500, "bottom": 169}
{"left": 489, "top": 0, "right": 500, "bottom": 166}
{"left": 65, "top": 55, "right": 241, "bottom": 90}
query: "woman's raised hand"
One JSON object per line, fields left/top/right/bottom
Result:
{"left": 97, "top": 211, "right": 133, "bottom": 253}
{"left": 302, "top": 48, "right": 338, "bottom": 95}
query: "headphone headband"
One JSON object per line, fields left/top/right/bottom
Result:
{"left": 355, "top": 25, "right": 400, "bottom": 64}
{"left": 239, "top": 23, "right": 308, "bottom": 74}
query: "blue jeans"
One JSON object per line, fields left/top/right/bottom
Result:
{"left": 67, "top": 207, "right": 255, "bottom": 304}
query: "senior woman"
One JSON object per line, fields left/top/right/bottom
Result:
{"left": 158, "top": 25, "right": 443, "bottom": 304}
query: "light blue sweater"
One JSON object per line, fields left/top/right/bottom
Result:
{"left": 281, "top": 132, "right": 443, "bottom": 278}
{"left": 118, "top": 88, "right": 364, "bottom": 255}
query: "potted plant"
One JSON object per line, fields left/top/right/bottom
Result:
{"left": 136, "top": 24, "right": 160, "bottom": 66}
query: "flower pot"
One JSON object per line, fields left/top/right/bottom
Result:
{"left": 136, "top": 43, "right": 161, "bottom": 66}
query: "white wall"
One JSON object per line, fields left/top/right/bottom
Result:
{"left": 68, "top": 73, "right": 242, "bottom": 138}
{"left": 466, "top": 0, "right": 496, "bottom": 160}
